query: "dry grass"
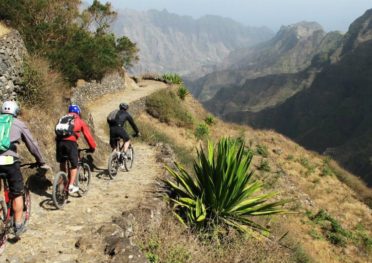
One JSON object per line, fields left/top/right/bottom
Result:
{"left": 136, "top": 86, "right": 372, "bottom": 263}
{"left": 135, "top": 212, "right": 294, "bottom": 263}
{"left": 0, "top": 22, "right": 10, "bottom": 37}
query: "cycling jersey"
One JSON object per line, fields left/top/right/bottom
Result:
{"left": 59, "top": 113, "right": 96, "bottom": 150}
{"left": 0, "top": 117, "right": 46, "bottom": 164}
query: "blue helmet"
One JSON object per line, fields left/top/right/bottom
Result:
{"left": 68, "top": 104, "right": 81, "bottom": 115}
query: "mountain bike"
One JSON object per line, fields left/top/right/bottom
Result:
{"left": 52, "top": 149, "right": 92, "bottom": 209}
{"left": 108, "top": 138, "right": 134, "bottom": 179}
{"left": 0, "top": 162, "right": 39, "bottom": 254}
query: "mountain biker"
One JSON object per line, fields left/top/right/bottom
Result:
{"left": 107, "top": 103, "right": 140, "bottom": 154}
{"left": 55, "top": 105, "right": 96, "bottom": 194}
{"left": 0, "top": 101, "right": 49, "bottom": 236}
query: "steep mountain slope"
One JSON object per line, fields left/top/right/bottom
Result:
{"left": 135, "top": 85, "right": 371, "bottom": 263}
{"left": 203, "top": 31, "right": 342, "bottom": 115}
{"left": 187, "top": 22, "right": 341, "bottom": 102}
{"left": 111, "top": 9, "right": 273, "bottom": 76}
{"left": 226, "top": 9, "right": 372, "bottom": 185}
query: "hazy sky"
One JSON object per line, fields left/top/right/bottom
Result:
{"left": 88, "top": 0, "right": 372, "bottom": 32}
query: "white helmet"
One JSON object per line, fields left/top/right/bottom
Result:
{"left": 2, "top": 101, "right": 20, "bottom": 116}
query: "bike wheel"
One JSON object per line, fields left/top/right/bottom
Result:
{"left": 0, "top": 199, "right": 7, "bottom": 254}
{"left": 22, "top": 187, "right": 31, "bottom": 226}
{"left": 108, "top": 151, "right": 120, "bottom": 179}
{"left": 124, "top": 146, "right": 134, "bottom": 172}
{"left": 52, "top": 172, "right": 68, "bottom": 209}
{"left": 77, "top": 163, "right": 91, "bottom": 197}
{"left": 0, "top": 199, "right": 6, "bottom": 222}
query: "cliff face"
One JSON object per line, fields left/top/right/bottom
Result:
{"left": 224, "top": 9, "right": 372, "bottom": 185}
{"left": 0, "top": 26, "right": 28, "bottom": 101}
{"left": 111, "top": 9, "right": 273, "bottom": 76}
{"left": 188, "top": 22, "right": 341, "bottom": 102}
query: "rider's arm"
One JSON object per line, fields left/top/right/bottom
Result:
{"left": 17, "top": 121, "right": 46, "bottom": 164}
{"left": 80, "top": 119, "right": 97, "bottom": 149}
{"left": 127, "top": 114, "right": 139, "bottom": 134}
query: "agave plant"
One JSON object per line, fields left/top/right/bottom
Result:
{"left": 177, "top": 84, "right": 189, "bottom": 100}
{"left": 164, "top": 138, "right": 288, "bottom": 235}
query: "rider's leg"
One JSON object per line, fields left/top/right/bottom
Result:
{"left": 69, "top": 168, "right": 77, "bottom": 186}
{"left": 13, "top": 195, "right": 23, "bottom": 224}
{"left": 7, "top": 162, "right": 26, "bottom": 232}
{"left": 124, "top": 140, "right": 131, "bottom": 153}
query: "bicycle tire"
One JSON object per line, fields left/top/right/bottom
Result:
{"left": 52, "top": 172, "right": 68, "bottom": 209}
{"left": 0, "top": 199, "right": 6, "bottom": 222}
{"left": 0, "top": 227, "right": 6, "bottom": 254}
{"left": 108, "top": 151, "right": 120, "bottom": 179}
{"left": 124, "top": 146, "right": 134, "bottom": 172}
{"left": 22, "top": 187, "right": 31, "bottom": 226}
{"left": 77, "top": 163, "right": 91, "bottom": 197}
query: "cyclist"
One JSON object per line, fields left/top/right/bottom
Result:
{"left": 107, "top": 103, "right": 140, "bottom": 155}
{"left": 0, "top": 101, "right": 49, "bottom": 236}
{"left": 55, "top": 105, "right": 96, "bottom": 194}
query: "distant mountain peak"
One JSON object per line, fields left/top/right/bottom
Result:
{"left": 342, "top": 8, "right": 372, "bottom": 54}
{"left": 277, "top": 21, "right": 324, "bottom": 38}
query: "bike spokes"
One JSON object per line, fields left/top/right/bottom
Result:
{"left": 78, "top": 164, "right": 91, "bottom": 197}
{"left": 52, "top": 172, "right": 68, "bottom": 209}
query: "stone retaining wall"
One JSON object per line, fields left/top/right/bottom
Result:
{"left": 71, "top": 72, "right": 126, "bottom": 106}
{"left": 0, "top": 30, "right": 27, "bottom": 101}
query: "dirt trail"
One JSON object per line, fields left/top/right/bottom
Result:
{"left": 3, "top": 79, "right": 167, "bottom": 262}
{"left": 87, "top": 78, "right": 168, "bottom": 142}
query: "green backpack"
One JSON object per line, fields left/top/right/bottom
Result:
{"left": 0, "top": 114, "right": 14, "bottom": 152}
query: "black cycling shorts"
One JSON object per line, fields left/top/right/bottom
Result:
{"left": 56, "top": 140, "right": 79, "bottom": 169}
{"left": 0, "top": 162, "right": 23, "bottom": 198}
{"left": 109, "top": 126, "right": 130, "bottom": 148}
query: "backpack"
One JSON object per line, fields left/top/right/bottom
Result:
{"left": 0, "top": 114, "right": 14, "bottom": 152}
{"left": 107, "top": 109, "right": 119, "bottom": 126}
{"left": 55, "top": 114, "right": 76, "bottom": 138}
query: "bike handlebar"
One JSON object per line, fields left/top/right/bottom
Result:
{"left": 20, "top": 162, "right": 41, "bottom": 168}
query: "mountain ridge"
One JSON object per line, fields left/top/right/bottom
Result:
{"left": 220, "top": 9, "right": 372, "bottom": 185}
{"left": 111, "top": 8, "right": 273, "bottom": 76}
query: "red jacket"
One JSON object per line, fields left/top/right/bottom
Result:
{"left": 63, "top": 113, "right": 96, "bottom": 149}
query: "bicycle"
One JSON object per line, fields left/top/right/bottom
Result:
{"left": 52, "top": 149, "right": 92, "bottom": 209}
{"left": 0, "top": 162, "right": 39, "bottom": 253}
{"left": 107, "top": 138, "right": 134, "bottom": 179}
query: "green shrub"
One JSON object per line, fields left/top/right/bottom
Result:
{"left": 298, "top": 157, "right": 316, "bottom": 175}
{"left": 0, "top": 0, "right": 138, "bottom": 83}
{"left": 194, "top": 123, "right": 209, "bottom": 140}
{"left": 308, "top": 209, "right": 352, "bottom": 247}
{"left": 146, "top": 89, "right": 193, "bottom": 127}
{"left": 293, "top": 245, "right": 313, "bottom": 263}
{"left": 257, "top": 159, "right": 271, "bottom": 172}
{"left": 204, "top": 115, "right": 215, "bottom": 126}
{"left": 177, "top": 85, "right": 189, "bottom": 100}
{"left": 255, "top": 144, "right": 269, "bottom": 158}
{"left": 321, "top": 158, "right": 334, "bottom": 176}
{"left": 20, "top": 58, "right": 45, "bottom": 105}
{"left": 164, "top": 138, "right": 288, "bottom": 236}
{"left": 162, "top": 73, "right": 183, "bottom": 84}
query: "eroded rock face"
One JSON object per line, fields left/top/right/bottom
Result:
{"left": 0, "top": 29, "right": 28, "bottom": 101}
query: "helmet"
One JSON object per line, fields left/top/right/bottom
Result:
{"left": 68, "top": 104, "right": 81, "bottom": 115}
{"left": 119, "top": 103, "right": 128, "bottom": 110}
{"left": 2, "top": 101, "right": 20, "bottom": 116}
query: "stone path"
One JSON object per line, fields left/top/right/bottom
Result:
{"left": 2, "top": 79, "right": 167, "bottom": 262}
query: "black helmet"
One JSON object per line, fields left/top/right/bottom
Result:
{"left": 119, "top": 103, "right": 129, "bottom": 110}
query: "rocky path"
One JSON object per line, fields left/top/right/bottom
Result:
{"left": 2, "top": 79, "right": 167, "bottom": 262}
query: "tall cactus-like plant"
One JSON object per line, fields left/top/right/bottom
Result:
{"left": 164, "top": 138, "right": 288, "bottom": 235}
